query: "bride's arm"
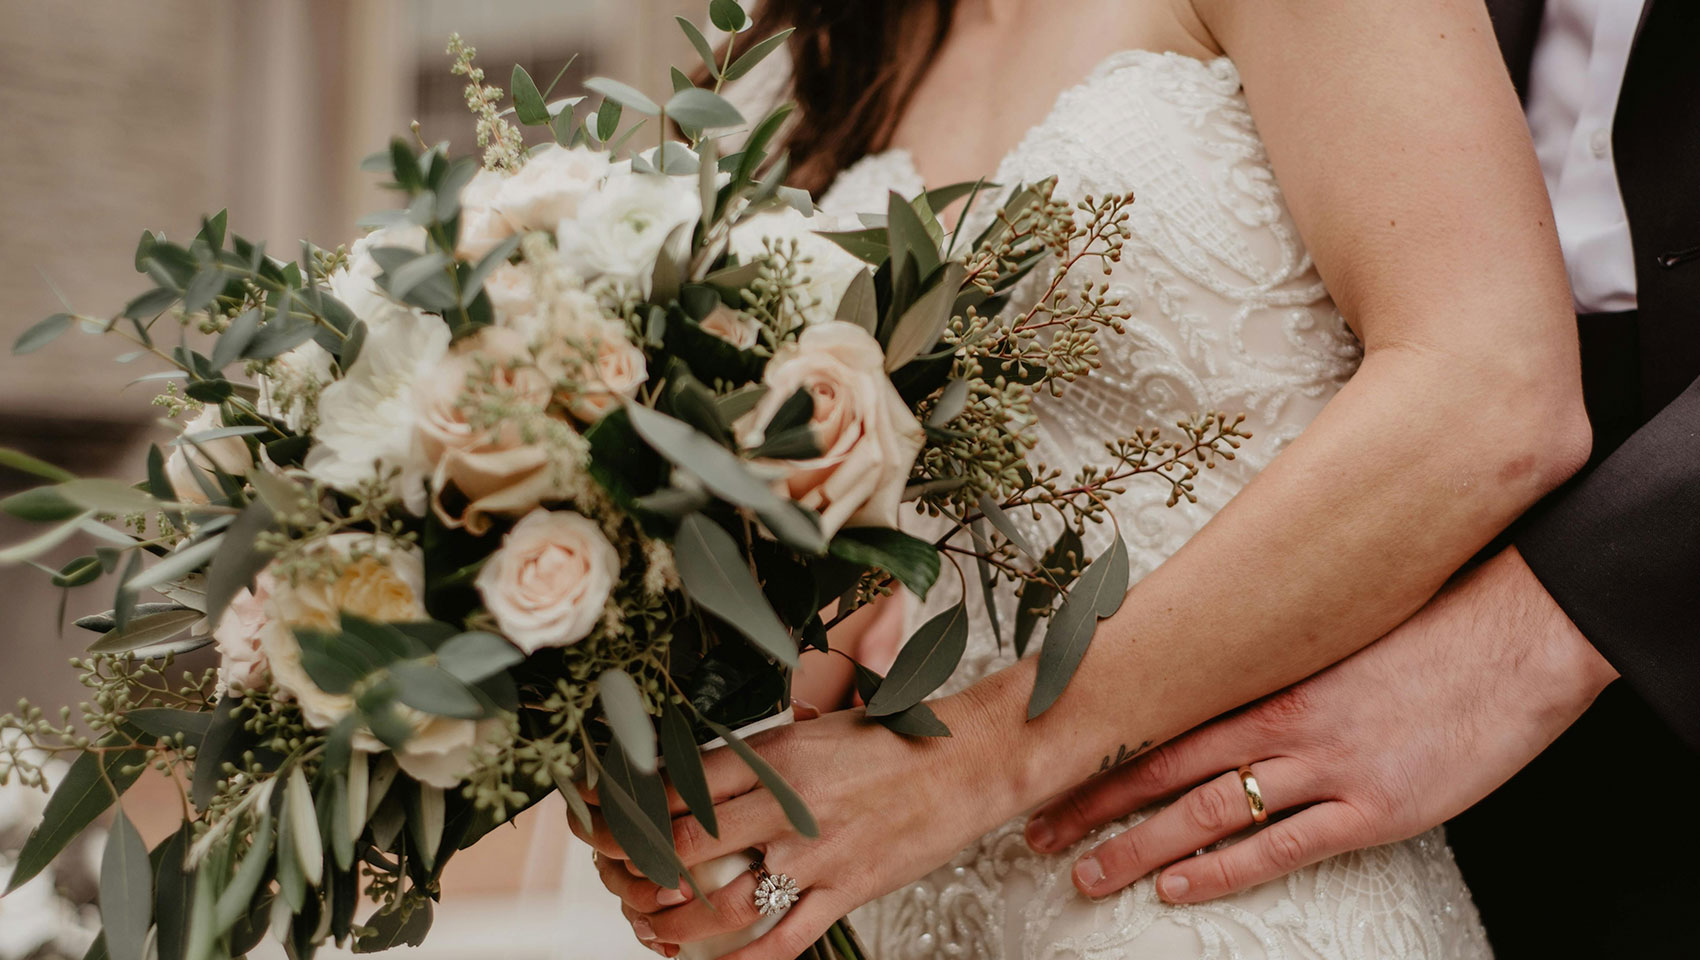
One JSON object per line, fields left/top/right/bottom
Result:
{"left": 584, "top": 0, "right": 1589, "bottom": 952}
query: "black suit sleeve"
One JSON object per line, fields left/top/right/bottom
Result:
{"left": 1516, "top": 374, "right": 1700, "bottom": 751}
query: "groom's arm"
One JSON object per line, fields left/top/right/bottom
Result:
{"left": 1515, "top": 372, "right": 1700, "bottom": 750}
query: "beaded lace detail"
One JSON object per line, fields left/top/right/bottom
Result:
{"left": 811, "top": 50, "right": 1493, "bottom": 959}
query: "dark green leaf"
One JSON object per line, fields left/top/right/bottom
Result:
{"left": 1027, "top": 535, "right": 1129, "bottom": 719}
{"left": 708, "top": 0, "right": 748, "bottom": 33}
{"left": 354, "top": 900, "right": 433, "bottom": 952}
{"left": 51, "top": 554, "right": 103, "bottom": 588}
{"left": 191, "top": 697, "right": 244, "bottom": 809}
{"left": 1014, "top": 527, "right": 1082, "bottom": 657}
{"left": 702, "top": 719, "right": 818, "bottom": 837}
{"left": 14, "top": 313, "right": 73, "bottom": 355}
{"left": 724, "top": 28, "right": 795, "bottom": 82}
{"left": 100, "top": 810, "right": 152, "bottom": 960}
{"left": 658, "top": 700, "right": 717, "bottom": 837}
{"left": 510, "top": 64, "right": 549, "bottom": 125}
{"left": 714, "top": 384, "right": 768, "bottom": 422}
{"left": 87, "top": 607, "right": 204, "bottom": 654}
{"left": 596, "top": 97, "right": 625, "bottom": 142}
{"left": 5, "top": 735, "right": 146, "bottom": 894}
{"left": 150, "top": 824, "right": 193, "bottom": 960}
{"left": 818, "top": 227, "right": 888, "bottom": 264}
{"left": 865, "top": 603, "right": 967, "bottom": 717}
{"left": 828, "top": 527, "right": 941, "bottom": 600}
{"left": 887, "top": 190, "right": 940, "bottom": 280}
{"left": 971, "top": 520, "right": 1003, "bottom": 651}
{"left": 762, "top": 387, "right": 814, "bottom": 436}
{"left": 209, "top": 308, "right": 261, "bottom": 370}
{"left": 875, "top": 700, "right": 952, "bottom": 737}
{"left": 674, "top": 514, "right": 798, "bottom": 667}
{"left": 585, "top": 77, "right": 659, "bottom": 116}
{"left": 123, "top": 287, "right": 179, "bottom": 320}
{"left": 746, "top": 425, "right": 821, "bottom": 460}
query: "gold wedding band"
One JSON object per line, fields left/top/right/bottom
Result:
{"left": 1237, "top": 765, "right": 1268, "bottom": 824}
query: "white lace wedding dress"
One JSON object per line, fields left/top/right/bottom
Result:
{"left": 797, "top": 50, "right": 1495, "bottom": 960}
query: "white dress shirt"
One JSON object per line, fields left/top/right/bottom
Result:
{"left": 1525, "top": 0, "right": 1647, "bottom": 312}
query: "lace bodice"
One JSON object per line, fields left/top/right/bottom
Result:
{"left": 811, "top": 51, "right": 1493, "bottom": 960}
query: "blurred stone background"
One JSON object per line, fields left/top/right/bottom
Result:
{"left": 0, "top": 1, "right": 701, "bottom": 956}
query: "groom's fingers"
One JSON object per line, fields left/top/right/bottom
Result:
{"left": 1026, "top": 725, "right": 1249, "bottom": 853}
{"left": 1154, "top": 800, "right": 1370, "bottom": 903}
{"left": 1070, "top": 758, "right": 1313, "bottom": 899}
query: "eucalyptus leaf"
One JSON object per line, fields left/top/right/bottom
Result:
{"left": 56, "top": 478, "right": 158, "bottom": 515}
{"left": 865, "top": 603, "right": 968, "bottom": 717}
{"left": 14, "top": 313, "right": 73, "bottom": 355}
{"left": 435, "top": 631, "right": 524, "bottom": 684}
{"left": 658, "top": 700, "right": 717, "bottom": 837}
{"left": 596, "top": 740, "right": 681, "bottom": 890}
{"left": 202, "top": 498, "right": 274, "bottom": 629}
{"left": 1013, "top": 527, "right": 1083, "bottom": 657}
{"left": 708, "top": 0, "right": 749, "bottom": 32}
{"left": 212, "top": 810, "right": 272, "bottom": 935}
{"left": 971, "top": 520, "right": 1004, "bottom": 651}
{"left": 286, "top": 764, "right": 324, "bottom": 886}
{"left": 724, "top": 28, "right": 795, "bottom": 82}
{"left": 928, "top": 379, "right": 971, "bottom": 427}
{"left": 1, "top": 486, "right": 80, "bottom": 522}
{"left": 354, "top": 900, "right": 433, "bottom": 952}
{"left": 666, "top": 88, "right": 744, "bottom": 129}
{"left": 1026, "top": 535, "right": 1129, "bottom": 719}
{"left": 585, "top": 77, "right": 659, "bottom": 116}
{"left": 150, "top": 824, "right": 193, "bottom": 960}
{"left": 884, "top": 262, "right": 965, "bottom": 371}
{"left": 887, "top": 190, "right": 940, "bottom": 279}
{"left": 676, "top": 16, "right": 720, "bottom": 77}
{"left": 389, "top": 661, "right": 483, "bottom": 719}
{"left": 702, "top": 719, "right": 818, "bottom": 837}
{"left": 976, "top": 494, "right": 1037, "bottom": 559}
{"left": 100, "top": 810, "right": 152, "bottom": 960}
{"left": 510, "top": 64, "right": 549, "bottom": 125}
{"left": 600, "top": 668, "right": 658, "bottom": 775}
{"left": 124, "top": 534, "right": 224, "bottom": 592}
{"left": 87, "top": 607, "right": 204, "bottom": 654}
{"left": 834, "top": 269, "right": 878, "bottom": 333}
{"left": 0, "top": 446, "right": 75, "bottom": 483}
{"left": 674, "top": 514, "right": 799, "bottom": 666}
{"left": 5, "top": 733, "right": 146, "bottom": 894}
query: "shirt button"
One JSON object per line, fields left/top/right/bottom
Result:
{"left": 1590, "top": 128, "right": 1611, "bottom": 158}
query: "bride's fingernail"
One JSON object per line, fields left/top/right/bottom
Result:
{"left": 1159, "top": 873, "right": 1191, "bottom": 902}
{"left": 657, "top": 886, "right": 689, "bottom": 906}
{"left": 1025, "top": 816, "right": 1055, "bottom": 851}
{"left": 1074, "top": 856, "right": 1104, "bottom": 890}
{"left": 633, "top": 917, "right": 658, "bottom": 942}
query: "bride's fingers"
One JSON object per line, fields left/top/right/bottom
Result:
{"left": 717, "top": 886, "right": 856, "bottom": 960}
{"left": 644, "top": 845, "right": 818, "bottom": 944}
{"left": 672, "top": 789, "right": 791, "bottom": 867}
{"left": 1026, "top": 728, "right": 1248, "bottom": 853}
{"left": 595, "top": 851, "right": 694, "bottom": 911}
{"left": 1154, "top": 800, "right": 1370, "bottom": 903}
{"left": 1070, "top": 758, "right": 1315, "bottom": 899}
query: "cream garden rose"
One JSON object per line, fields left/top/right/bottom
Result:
{"left": 736, "top": 321, "right": 925, "bottom": 537}
{"left": 455, "top": 168, "right": 516, "bottom": 261}
{"left": 475, "top": 508, "right": 619, "bottom": 653}
{"left": 252, "top": 535, "right": 497, "bottom": 788}
{"left": 415, "top": 326, "right": 575, "bottom": 534}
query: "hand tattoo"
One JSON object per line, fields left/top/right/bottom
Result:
{"left": 1098, "top": 740, "right": 1153, "bottom": 772}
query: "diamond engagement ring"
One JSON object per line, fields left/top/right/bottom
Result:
{"left": 749, "top": 857, "right": 799, "bottom": 917}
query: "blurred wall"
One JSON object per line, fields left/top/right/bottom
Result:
{"left": 0, "top": 2, "right": 696, "bottom": 954}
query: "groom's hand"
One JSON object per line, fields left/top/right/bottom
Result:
{"left": 1024, "top": 546, "right": 1618, "bottom": 903}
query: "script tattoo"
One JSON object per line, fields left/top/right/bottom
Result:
{"left": 1098, "top": 739, "right": 1154, "bottom": 773}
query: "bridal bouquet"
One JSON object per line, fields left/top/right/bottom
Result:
{"left": 0, "top": 4, "right": 1246, "bottom": 959}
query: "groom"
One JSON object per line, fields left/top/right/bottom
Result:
{"left": 1024, "top": 0, "right": 1698, "bottom": 954}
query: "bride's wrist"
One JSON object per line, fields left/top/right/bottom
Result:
{"left": 931, "top": 664, "right": 1053, "bottom": 819}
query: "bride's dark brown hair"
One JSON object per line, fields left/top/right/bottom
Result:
{"left": 700, "top": 1, "right": 957, "bottom": 196}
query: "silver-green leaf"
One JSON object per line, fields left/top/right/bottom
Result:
{"left": 674, "top": 514, "right": 798, "bottom": 667}
{"left": 1026, "top": 535, "right": 1130, "bottom": 719}
{"left": 865, "top": 602, "right": 968, "bottom": 717}
{"left": 599, "top": 669, "right": 658, "bottom": 775}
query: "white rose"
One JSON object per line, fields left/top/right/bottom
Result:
{"left": 485, "top": 262, "right": 539, "bottom": 330}
{"left": 257, "top": 339, "right": 334, "bottom": 431}
{"left": 475, "top": 508, "right": 619, "bottom": 653}
{"left": 213, "top": 583, "right": 271, "bottom": 694}
{"left": 392, "top": 716, "right": 510, "bottom": 789}
{"left": 306, "top": 311, "right": 451, "bottom": 514}
{"left": 735, "top": 321, "right": 925, "bottom": 538}
{"left": 728, "top": 208, "right": 866, "bottom": 326}
{"left": 699, "top": 305, "right": 760, "bottom": 350}
{"left": 328, "top": 224, "right": 430, "bottom": 333}
{"left": 456, "top": 168, "right": 517, "bottom": 262}
{"left": 556, "top": 171, "right": 700, "bottom": 291}
{"left": 165, "top": 407, "right": 251, "bottom": 504}
{"left": 493, "top": 144, "right": 612, "bottom": 232}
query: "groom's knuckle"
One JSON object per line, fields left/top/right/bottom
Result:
{"left": 1261, "top": 826, "right": 1309, "bottom": 872}
{"left": 1185, "top": 781, "right": 1234, "bottom": 833}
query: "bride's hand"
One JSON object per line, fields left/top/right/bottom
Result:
{"left": 572, "top": 705, "right": 1009, "bottom": 959}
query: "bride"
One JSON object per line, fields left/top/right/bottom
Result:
{"left": 581, "top": 0, "right": 1589, "bottom": 957}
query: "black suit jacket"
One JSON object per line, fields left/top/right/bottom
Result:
{"left": 1446, "top": 2, "right": 1700, "bottom": 956}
